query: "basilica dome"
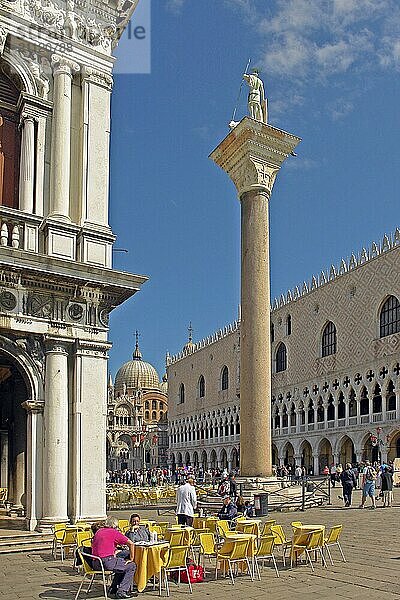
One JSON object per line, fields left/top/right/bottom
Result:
{"left": 114, "top": 342, "right": 160, "bottom": 392}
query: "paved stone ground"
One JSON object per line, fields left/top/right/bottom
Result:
{"left": 1, "top": 488, "right": 399, "bottom": 600}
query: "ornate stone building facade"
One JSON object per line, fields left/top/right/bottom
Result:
{"left": 0, "top": 0, "right": 146, "bottom": 530}
{"left": 107, "top": 339, "right": 168, "bottom": 471}
{"left": 167, "top": 230, "right": 400, "bottom": 474}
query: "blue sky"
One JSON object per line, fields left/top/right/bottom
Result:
{"left": 108, "top": 0, "right": 400, "bottom": 379}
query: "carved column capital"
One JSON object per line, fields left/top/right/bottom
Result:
{"left": 22, "top": 400, "right": 44, "bottom": 414}
{"left": 209, "top": 117, "right": 301, "bottom": 198}
{"left": 51, "top": 55, "right": 80, "bottom": 78}
{"left": 44, "top": 337, "right": 71, "bottom": 355}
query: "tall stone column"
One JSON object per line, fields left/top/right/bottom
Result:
{"left": 22, "top": 401, "right": 44, "bottom": 531}
{"left": 210, "top": 118, "right": 300, "bottom": 478}
{"left": 40, "top": 340, "right": 69, "bottom": 528}
{"left": 19, "top": 117, "right": 35, "bottom": 213}
{"left": 50, "top": 56, "right": 79, "bottom": 221}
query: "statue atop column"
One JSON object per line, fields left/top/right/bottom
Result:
{"left": 243, "top": 68, "right": 267, "bottom": 124}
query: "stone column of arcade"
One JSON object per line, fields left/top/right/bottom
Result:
{"left": 210, "top": 117, "right": 300, "bottom": 478}
{"left": 49, "top": 56, "right": 79, "bottom": 220}
{"left": 40, "top": 340, "right": 69, "bottom": 528}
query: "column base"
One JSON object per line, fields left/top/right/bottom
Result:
{"left": 37, "top": 516, "right": 69, "bottom": 533}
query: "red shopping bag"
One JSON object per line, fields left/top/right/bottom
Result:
{"left": 180, "top": 564, "right": 204, "bottom": 583}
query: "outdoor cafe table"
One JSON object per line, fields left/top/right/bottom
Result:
{"left": 235, "top": 520, "right": 261, "bottom": 536}
{"left": 134, "top": 541, "right": 170, "bottom": 593}
{"left": 165, "top": 526, "right": 194, "bottom": 544}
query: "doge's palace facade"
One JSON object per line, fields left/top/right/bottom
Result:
{"left": 167, "top": 231, "right": 400, "bottom": 475}
{"left": 0, "top": 0, "right": 146, "bottom": 530}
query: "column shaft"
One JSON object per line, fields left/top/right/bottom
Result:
{"left": 19, "top": 117, "right": 35, "bottom": 213}
{"left": 239, "top": 188, "right": 271, "bottom": 477}
{"left": 42, "top": 344, "right": 69, "bottom": 523}
{"left": 50, "top": 58, "right": 78, "bottom": 220}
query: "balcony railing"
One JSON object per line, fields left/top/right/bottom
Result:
{"left": 360, "top": 415, "right": 370, "bottom": 424}
{"left": 372, "top": 412, "right": 383, "bottom": 422}
{"left": 0, "top": 207, "right": 41, "bottom": 253}
{"left": 387, "top": 410, "right": 397, "bottom": 420}
{"left": 328, "top": 421, "right": 335, "bottom": 428}
{"left": 348, "top": 416, "right": 357, "bottom": 426}
{"left": 317, "top": 422, "right": 324, "bottom": 430}
{"left": 338, "top": 418, "right": 346, "bottom": 427}
{"left": 307, "top": 423, "right": 314, "bottom": 431}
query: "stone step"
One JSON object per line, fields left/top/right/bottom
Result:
{"left": 0, "top": 533, "right": 53, "bottom": 554}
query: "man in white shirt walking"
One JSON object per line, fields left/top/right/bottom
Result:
{"left": 176, "top": 477, "right": 197, "bottom": 526}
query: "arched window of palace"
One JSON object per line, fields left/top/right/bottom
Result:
{"left": 276, "top": 342, "right": 287, "bottom": 372}
{"left": 152, "top": 400, "right": 157, "bottom": 409}
{"left": 386, "top": 380, "right": 396, "bottom": 412}
{"left": 0, "top": 71, "right": 21, "bottom": 209}
{"left": 145, "top": 401, "right": 149, "bottom": 409}
{"left": 380, "top": 296, "right": 400, "bottom": 338}
{"left": 322, "top": 321, "right": 337, "bottom": 357}
{"left": 152, "top": 411, "right": 156, "bottom": 420}
{"left": 221, "top": 366, "right": 229, "bottom": 390}
{"left": 145, "top": 410, "right": 149, "bottom": 420}
{"left": 179, "top": 383, "right": 185, "bottom": 404}
{"left": 198, "top": 375, "right": 205, "bottom": 398}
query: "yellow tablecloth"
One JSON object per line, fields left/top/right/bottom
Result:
{"left": 134, "top": 542, "right": 170, "bottom": 593}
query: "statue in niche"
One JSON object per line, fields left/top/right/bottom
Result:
{"left": 243, "top": 68, "right": 267, "bottom": 124}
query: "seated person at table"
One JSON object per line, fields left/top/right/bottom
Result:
{"left": 243, "top": 500, "right": 255, "bottom": 518}
{"left": 92, "top": 516, "right": 137, "bottom": 599}
{"left": 218, "top": 496, "right": 238, "bottom": 521}
{"left": 126, "top": 514, "right": 151, "bottom": 543}
{"left": 236, "top": 496, "right": 246, "bottom": 514}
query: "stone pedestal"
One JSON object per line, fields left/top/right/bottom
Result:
{"left": 210, "top": 117, "right": 300, "bottom": 478}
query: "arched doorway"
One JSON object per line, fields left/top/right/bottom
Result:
{"left": 362, "top": 435, "right": 378, "bottom": 463}
{"left": 220, "top": 448, "right": 228, "bottom": 469}
{"left": 283, "top": 441, "right": 294, "bottom": 466}
{"left": 184, "top": 452, "right": 190, "bottom": 466}
{"left": 176, "top": 452, "right": 183, "bottom": 467}
{"left": 318, "top": 438, "right": 333, "bottom": 472}
{"left": 300, "top": 440, "right": 312, "bottom": 472}
{"left": 201, "top": 450, "right": 207, "bottom": 471}
{"left": 338, "top": 435, "right": 355, "bottom": 465}
{"left": 210, "top": 449, "right": 217, "bottom": 469}
{"left": 387, "top": 430, "right": 400, "bottom": 461}
{"left": 0, "top": 358, "right": 28, "bottom": 510}
{"left": 231, "top": 448, "right": 239, "bottom": 470}
{"left": 193, "top": 451, "right": 199, "bottom": 468}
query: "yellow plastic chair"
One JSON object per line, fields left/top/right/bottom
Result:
{"left": 254, "top": 535, "right": 279, "bottom": 578}
{"left": 55, "top": 528, "right": 78, "bottom": 562}
{"left": 260, "top": 520, "right": 276, "bottom": 536}
{"left": 291, "top": 521, "right": 303, "bottom": 530}
{"left": 118, "top": 519, "right": 129, "bottom": 532}
{"left": 161, "top": 545, "right": 193, "bottom": 597}
{"left": 52, "top": 523, "right": 67, "bottom": 559}
{"left": 324, "top": 525, "right": 346, "bottom": 565}
{"left": 303, "top": 531, "right": 327, "bottom": 572}
{"left": 74, "top": 550, "right": 113, "bottom": 600}
{"left": 290, "top": 530, "right": 313, "bottom": 568}
{"left": 215, "top": 538, "right": 253, "bottom": 585}
{"left": 270, "top": 525, "right": 291, "bottom": 566}
{"left": 236, "top": 522, "right": 259, "bottom": 536}
{"left": 198, "top": 532, "right": 218, "bottom": 573}
{"left": 165, "top": 530, "right": 185, "bottom": 546}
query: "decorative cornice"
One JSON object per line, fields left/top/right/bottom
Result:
{"left": 209, "top": 117, "right": 301, "bottom": 198}
{"left": 271, "top": 227, "right": 400, "bottom": 312}
{"left": 22, "top": 400, "right": 44, "bottom": 414}
{"left": 81, "top": 66, "right": 113, "bottom": 90}
{"left": 167, "top": 320, "right": 240, "bottom": 366}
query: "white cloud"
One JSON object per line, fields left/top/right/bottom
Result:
{"left": 227, "top": 0, "right": 399, "bottom": 118}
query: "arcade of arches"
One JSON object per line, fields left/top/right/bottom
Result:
{"left": 170, "top": 446, "right": 239, "bottom": 472}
